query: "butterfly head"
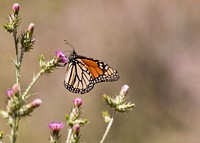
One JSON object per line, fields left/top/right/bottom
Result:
{"left": 64, "top": 40, "right": 78, "bottom": 61}
{"left": 68, "top": 49, "right": 78, "bottom": 61}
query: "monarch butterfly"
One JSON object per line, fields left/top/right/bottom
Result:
{"left": 64, "top": 41, "right": 120, "bottom": 94}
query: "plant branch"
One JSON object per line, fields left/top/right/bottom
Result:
{"left": 13, "top": 29, "right": 21, "bottom": 88}
{"left": 22, "top": 70, "right": 44, "bottom": 100}
{"left": 10, "top": 117, "right": 20, "bottom": 143}
{"left": 66, "top": 128, "right": 72, "bottom": 143}
{"left": 13, "top": 29, "right": 19, "bottom": 63}
{"left": 100, "top": 110, "right": 116, "bottom": 143}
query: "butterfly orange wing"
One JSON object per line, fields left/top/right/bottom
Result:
{"left": 64, "top": 54, "right": 119, "bottom": 94}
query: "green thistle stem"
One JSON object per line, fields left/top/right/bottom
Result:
{"left": 13, "top": 29, "right": 20, "bottom": 88}
{"left": 22, "top": 69, "right": 44, "bottom": 100}
{"left": 13, "top": 29, "right": 18, "bottom": 63}
{"left": 100, "top": 110, "right": 117, "bottom": 143}
{"left": 66, "top": 128, "right": 72, "bottom": 143}
{"left": 19, "top": 47, "right": 24, "bottom": 68}
{"left": 10, "top": 117, "right": 20, "bottom": 143}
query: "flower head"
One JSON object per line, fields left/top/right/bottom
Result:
{"left": 119, "top": 84, "right": 129, "bottom": 96}
{"left": 49, "top": 122, "right": 64, "bottom": 142}
{"left": 12, "top": 3, "right": 20, "bottom": 15}
{"left": 31, "top": 99, "right": 42, "bottom": 108}
{"left": 73, "top": 97, "right": 83, "bottom": 108}
{"left": 56, "top": 50, "right": 68, "bottom": 64}
{"left": 49, "top": 122, "right": 65, "bottom": 132}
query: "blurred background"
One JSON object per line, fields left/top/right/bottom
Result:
{"left": 0, "top": 0, "right": 200, "bottom": 143}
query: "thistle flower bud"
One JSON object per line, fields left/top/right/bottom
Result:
{"left": 12, "top": 3, "right": 20, "bottom": 15}
{"left": 18, "top": 99, "right": 42, "bottom": 117}
{"left": 31, "top": 99, "right": 42, "bottom": 108}
{"left": 6, "top": 84, "right": 20, "bottom": 98}
{"left": 6, "top": 88, "right": 13, "bottom": 98}
{"left": 73, "top": 124, "right": 80, "bottom": 135}
{"left": 73, "top": 97, "right": 83, "bottom": 108}
{"left": 119, "top": 84, "right": 129, "bottom": 96}
{"left": 12, "top": 83, "right": 20, "bottom": 94}
{"left": 28, "top": 23, "right": 35, "bottom": 33}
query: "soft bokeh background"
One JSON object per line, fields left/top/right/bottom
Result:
{"left": 1, "top": 1, "right": 200, "bottom": 143}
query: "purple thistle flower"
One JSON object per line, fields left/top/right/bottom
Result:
{"left": 49, "top": 122, "right": 65, "bottom": 132}
{"left": 12, "top": 3, "right": 20, "bottom": 14}
{"left": 56, "top": 50, "right": 68, "bottom": 64}
{"left": 49, "top": 122, "right": 64, "bottom": 142}
{"left": 73, "top": 97, "right": 83, "bottom": 108}
{"left": 6, "top": 88, "right": 14, "bottom": 98}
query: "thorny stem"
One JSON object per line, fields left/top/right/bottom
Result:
{"left": 19, "top": 48, "right": 24, "bottom": 69}
{"left": 66, "top": 128, "right": 72, "bottom": 143}
{"left": 22, "top": 69, "right": 44, "bottom": 100}
{"left": 13, "top": 28, "right": 25, "bottom": 92}
{"left": 10, "top": 26, "right": 21, "bottom": 143}
{"left": 13, "top": 29, "right": 18, "bottom": 63}
{"left": 10, "top": 117, "right": 20, "bottom": 143}
{"left": 100, "top": 110, "right": 117, "bottom": 143}
{"left": 13, "top": 29, "right": 20, "bottom": 88}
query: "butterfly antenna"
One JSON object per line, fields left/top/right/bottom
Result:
{"left": 63, "top": 49, "right": 71, "bottom": 54}
{"left": 64, "top": 39, "right": 75, "bottom": 51}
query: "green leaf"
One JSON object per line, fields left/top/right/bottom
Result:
{"left": 102, "top": 111, "right": 111, "bottom": 123}
{"left": 116, "top": 102, "right": 135, "bottom": 112}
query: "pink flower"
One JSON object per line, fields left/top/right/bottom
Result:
{"left": 73, "top": 97, "right": 83, "bottom": 108}
{"left": 73, "top": 124, "right": 80, "bottom": 135}
{"left": 56, "top": 50, "right": 68, "bottom": 64}
{"left": 28, "top": 23, "right": 35, "bottom": 33}
{"left": 120, "top": 85, "right": 129, "bottom": 95}
{"left": 31, "top": 99, "right": 42, "bottom": 108}
{"left": 49, "top": 122, "right": 65, "bottom": 132}
{"left": 12, "top": 3, "right": 20, "bottom": 14}
{"left": 12, "top": 83, "right": 20, "bottom": 93}
{"left": 6, "top": 83, "right": 20, "bottom": 98}
{"left": 6, "top": 88, "right": 14, "bottom": 98}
